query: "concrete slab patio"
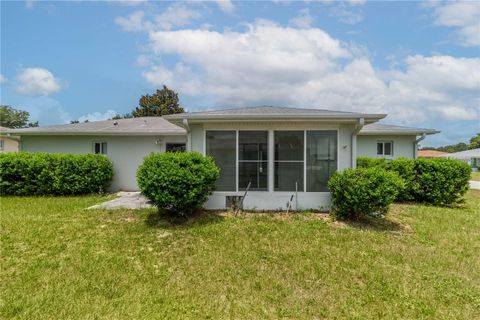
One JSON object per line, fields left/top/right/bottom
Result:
{"left": 88, "top": 191, "right": 154, "bottom": 210}
{"left": 470, "top": 181, "right": 480, "bottom": 190}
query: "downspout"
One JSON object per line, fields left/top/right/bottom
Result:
{"left": 182, "top": 119, "right": 191, "bottom": 151}
{"left": 414, "top": 133, "right": 426, "bottom": 159}
{"left": 351, "top": 118, "right": 364, "bottom": 168}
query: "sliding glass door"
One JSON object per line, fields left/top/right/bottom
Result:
{"left": 274, "top": 131, "right": 304, "bottom": 191}
{"left": 238, "top": 131, "right": 268, "bottom": 191}
{"left": 206, "top": 131, "right": 236, "bottom": 191}
{"left": 306, "top": 130, "right": 337, "bottom": 192}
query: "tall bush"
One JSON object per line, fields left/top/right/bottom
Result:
{"left": 137, "top": 152, "right": 219, "bottom": 215}
{"left": 328, "top": 167, "right": 404, "bottom": 219}
{"left": 356, "top": 157, "right": 471, "bottom": 205}
{"left": 0, "top": 152, "right": 113, "bottom": 195}
{"left": 413, "top": 158, "right": 471, "bottom": 205}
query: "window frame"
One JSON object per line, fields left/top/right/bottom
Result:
{"left": 166, "top": 143, "right": 186, "bottom": 152}
{"left": 238, "top": 130, "right": 269, "bottom": 191}
{"left": 92, "top": 141, "right": 107, "bottom": 155}
{"left": 376, "top": 141, "right": 394, "bottom": 157}
{"left": 204, "top": 128, "right": 339, "bottom": 194}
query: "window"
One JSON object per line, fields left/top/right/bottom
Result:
{"left": 238, "top": 131, "right": 268, "bottom": 191}
{"left": 206, "top": 131, "right": 236, "bottom": 191}
{"left": 166, "top": 143, "right": 186, "bottom": 152}
{"left": 377, "top": 141, "right": 393, "bottom": 156}
{"left": 306, "top": 131, "right": 337, "bottom": 192}
{"left": 274, "top": 131, "right": 304, "bottom": 191}
{"left": 93, "top": 142, "right": 107, "bottom": 155}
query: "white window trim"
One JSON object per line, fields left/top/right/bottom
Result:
{"left": 377, "top": 140, "right": 394, "bottom": 157}
{"left": 92, "top": 141, "right": 107, "bottom": 155}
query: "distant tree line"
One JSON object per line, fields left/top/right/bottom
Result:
{"left": 422, "top": 133, "right": 480, "bottom": 153}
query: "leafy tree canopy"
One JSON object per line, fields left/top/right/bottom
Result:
{"left": 422, "top": 133, "right": 480, "bottom": 152}
{"left": 131, "top": 85, "right": 184, "bottom": 117}
{"left": 0, "top": 105, "right": 38, "bottom": 128}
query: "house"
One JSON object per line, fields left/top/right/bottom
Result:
{"left": 0, "top": 126, "right": 20, "bottom": 153}
{"left": 437, "top": 148, "right": 480, "bottom": 171}
{"left": 418, "top": 149, "right": 448, "bottom": 158}
{"left": 6, "top": 106, "right": 439, "bottom": 210}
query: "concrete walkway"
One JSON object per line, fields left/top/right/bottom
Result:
{"left": 88, "top": 191, "right": 154, "bottom": 210}
{"left": 470, "top": 181, "right": 480, "bottom": 190}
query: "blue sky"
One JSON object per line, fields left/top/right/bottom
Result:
{"left": 1, "top": 0, "right": 479, "bottom": 147}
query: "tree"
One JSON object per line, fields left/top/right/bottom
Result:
{"left": 469, "top": 133, "right": 480, "bottom": 149}
{"left": 0, "top": 105, "right": 38, "bottom": 128}
{"left": 131, "top": 85, "right": 184, "bottom": 117}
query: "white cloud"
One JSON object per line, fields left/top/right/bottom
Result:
{"left": 289, "top": 9, "right": 313, "bottom": 28}
{"left": 25, "top": 0, "right": 34, "bottom": 10}
{"left": 140, "top": 21, "right": 479, "bottom": 128}
{"left": 330, "top": 5, "right": 363, "bottom": 24}
{"left": 215, "top": 0, "right": 235, "bottom": 13}
{"left": 431, "top": 1, "right": 480, "bottom": 46}
{"left": 78, "top": 110, "right": 119, "bottom": 123}
{"left": 0, "top": 74, "right": 6, "bottom": 84}
{"left": 16, "top": 67, "right": 63, "bottom": 96}
{"left": 154, "top": 4, "right": 201, "bottom": 30}
{"left": 115, "top": 11, "right": 145, "bottom": 32}
{"left": 115, "top": 4, "right": 200, "bottom": 32}
{"left": 109, "top": 0, "right": 147, "bottom": 6}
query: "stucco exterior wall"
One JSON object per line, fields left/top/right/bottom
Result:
{"left": 357, "top": 135, "right": 416, "bottom": 159}
{"left": 188, "top": 121, "right": 356, "bottom": 210}
{"left": 0, "top": 137, "right": 19, "bottom": 153}
{"left": 20, "top": 135, "right": 186, "bottom": 191}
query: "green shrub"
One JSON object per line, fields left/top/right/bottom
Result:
{"left": 137, "top": 152, "right": 219, "bottom": 215}
{"left": 384, "top": 158, "right": 416, "bottom": 201}
{"left": 357, "top": 157, "right": 387, "bottom": 168}
{"left": 328, "top": 167, "right": 404, "bottom": 220}
{"left": 0, "top": 152, "right": 113, "bottom": 195}
{"left": 356, "top": 157, "right": 471, "bottom": 205}
{"left": 412, "top": 158, "right": 471, "bottom": 205}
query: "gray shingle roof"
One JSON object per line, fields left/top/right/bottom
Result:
{"left": 5, "top": 117, "right": 186, "bottom": 135}
{"left": 359, "top": 123, "right": 439, "bottom": 135}
{"left": 165, "top": 106, "right": 386, "bottom": 121}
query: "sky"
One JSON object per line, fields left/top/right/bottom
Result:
{"left": 1, "top": 0, "right": 479, "bottom": 147}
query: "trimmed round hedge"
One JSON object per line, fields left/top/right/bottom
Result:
{"left": 328, "top": 167, "right": 404, "bottom": 219}
{"left": 357, "top": 157, "right": 471, "bottom": 205}
{"left": 0, "top": 152, "right": 113, "bottom": 195}
{"left": 136, "top": 151, "right": 219, "bottom": 215}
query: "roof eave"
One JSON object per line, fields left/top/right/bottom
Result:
{"left": 4, "top": 131, "right": 186, "bottom": 136}
{"left": 359, "top": 130, "right": 440, "bottom": 136}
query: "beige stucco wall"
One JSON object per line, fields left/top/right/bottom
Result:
{"left": 20, "top": 135, "right": 186, "bottom": 191}
{"left": 0, "top": 136, "right": 19, "bottom": 153}
{"left": 357, "top": 135, "right": 417, "bottom": 159}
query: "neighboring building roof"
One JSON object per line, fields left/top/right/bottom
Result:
{"left": 437, "top": 148, "right": 480, "bottom": 160}
{"left": 165, "top": 106, "right": 386, "bottom": 123}
{"left": 359, "top": 123, "right": 439, "bottom": 135}
{"left": 418, "top": 149, "right": 448, "bottom": 158}
{"left": 5, "top": 117, "right": 186, "bottom": 136}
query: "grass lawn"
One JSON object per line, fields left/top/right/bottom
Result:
{"left": 471, "top": 171, "right": 480, "bottom": 181}
{"left": 1, "top": 192, "right": 479, "bottom": 319}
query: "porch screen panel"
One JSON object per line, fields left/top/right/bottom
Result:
{"left": 238, "top": 131, "right": 268, "bottom": 191}
{"left": 274, "top": 131, "right": 304, "bottom": 191}
{"left": 206, "top": 131, "right": 236, "bottom": 191}
{"left": 306, "top": 131, "right": 337, "bottom": 192}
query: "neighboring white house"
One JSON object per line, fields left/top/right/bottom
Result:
{"left": 0, "top": 126, "right": 20, "bottom": 153}
{"left": 6, "top": 106, "right": 439, "bottom": 210}
{"left": 437, "top": 148, "right": 480, "bottom": 171}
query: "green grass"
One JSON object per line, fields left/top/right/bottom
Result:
{"left": 1, "top": 192, "right": 480, "bottom": 319}
{"left": 471, "top": 171, "right": 480, "bottom": 181}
